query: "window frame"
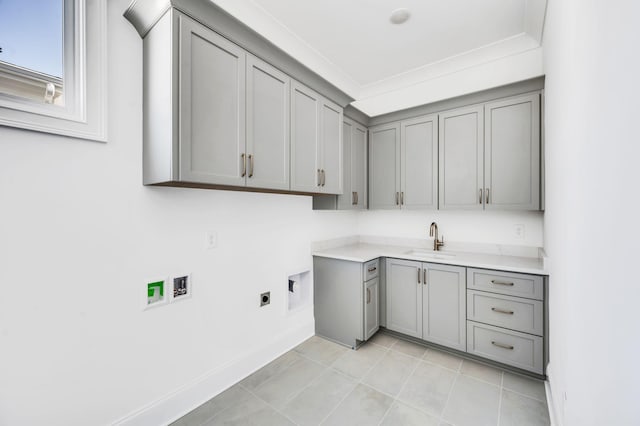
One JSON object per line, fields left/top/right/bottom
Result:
{"left": 0, "top": 0, "right": 107, "bottom": 142}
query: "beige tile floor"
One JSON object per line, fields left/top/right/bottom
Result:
{"left": 171, "top": 333, "right": 550, "bottom": 426}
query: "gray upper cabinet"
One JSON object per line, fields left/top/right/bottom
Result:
{"left": 484, "top": 93, "right": 540, "bottom": 210}
{"left": 320, "top": 100, "right": 344, "bottom": 194}
{"left": 422, "top": 263, "right": 466, "bottom": 351}
{"left": 291, "top": 81, "right": 343, "bottom": 194}
{"left": 439, "top": 94, "right": 541, "bottom": 211}
{"left": 369, "top": 115, "right": 438, "bottom": 210}
{"left": 338, "top": 117, "right": 368, "bottom": 209}
{"left": 246, "top": 55, "right": 290, "bottom": 190}
{"left": 369, "top": 123, "right": 401, "bottom": 209}
{"left": 179, "top": 15, "right": 246, "bottom": 186}
{"left": 438, "top": 105, "right": 484, "bottom": 210}
{"left": 291, "top": 82, "right": 321, "bottom": 192}
{"left": 401, "top": 114, "right": 438, "bottom": 209}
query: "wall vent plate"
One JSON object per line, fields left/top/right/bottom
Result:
{"left": 260, "top": 291, "right": 270, "bottom": 307}
{"left": 171, "top": 274, "right": 192, "bottom": 302}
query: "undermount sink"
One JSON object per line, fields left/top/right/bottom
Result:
{"left": 404, "top": 249, "right": 456, "bottom": 260}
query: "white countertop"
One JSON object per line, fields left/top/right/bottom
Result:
{"left": 312, "top": 242, "right": 547, "bottom": 275}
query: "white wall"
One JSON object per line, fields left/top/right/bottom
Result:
{"left": 358, "top": 210, "right": 543, "bottom": 248}
{"left": 0, "top": 2, "right": 359, "bottom": 425}
{"left": 543, "top": 0, "right": 640, "bottom": 424}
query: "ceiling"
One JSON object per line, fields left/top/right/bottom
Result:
{"left": 211, "top": 0, "right": 547, "bottom": 116}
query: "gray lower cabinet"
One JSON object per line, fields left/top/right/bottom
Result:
{"left": 313, "top": 257, "right": 379, "bottom": 348}
{"left": 291, "top": 82, "right": 343, "bottom": 194}
{"left": 466, "top": 267, "right": 545, "bottom": 374}
{"left": 386, "top": 258, "right": 466, "bottom": 351}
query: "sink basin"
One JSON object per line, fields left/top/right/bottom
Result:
{"left": 404, "top": 249, "right": 456, "bottom": 260}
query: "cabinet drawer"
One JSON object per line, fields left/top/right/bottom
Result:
{"left": 364, "top": 258, "right": 380, "bottom": 281}
{"left": 467, "top": 268, "right": 543, "bottom": 300}
{"left": 467, "top": 291, "right": 543, "bottom": 336}
{"left": 467, "top": 321, "right": 543, "bottom": 374}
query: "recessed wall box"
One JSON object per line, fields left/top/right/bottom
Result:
{"left": 144, "top": 278, "right": 168, "bottom": 310}
{"left": 171, "top": 274, "right": 192, "bottom": 302}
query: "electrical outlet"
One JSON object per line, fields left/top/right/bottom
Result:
{"left": 260, "top": 291, "right": 270, "bottom": 307}
{"left": 172, "top": 274, "right": 192, "bottom": 302}
{"left": 514, "top": 224, "right": 525, "bottom": 240}
{"left": 205, "top": 231, "right": 217, "bottom": 249}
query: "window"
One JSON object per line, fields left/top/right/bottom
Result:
{"left": 0, "top": 0, "right": 107, "bottom": 142}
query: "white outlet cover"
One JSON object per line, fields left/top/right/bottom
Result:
{"left": 514, "top": 224, "right": 525, "bottom": 240}
{"left": 205, "top": 231, "right": 217, "bottom": 249}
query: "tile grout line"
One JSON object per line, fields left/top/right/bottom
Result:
{"left": 496, "top": 371, "right": 505, "bottom": 426}
{"left": 377, "top": 352, "right": 424, "bottom": 426}
{"left": 438, "top": 366, "right": 462, "bottom": 425}
{"left": 318, "top": 339, "right": 393, "bottom": 425}
{"left": 237, "top": 381, "right": 302, "bottom": 426}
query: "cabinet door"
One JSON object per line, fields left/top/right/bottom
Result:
{"left": 178, "top": 16, "right": 246, "bottom": 185}
{"left": 386, "top": 258, "right": 422, "bottom": 338}
{"left": 422, "top": 263, "right": 466, "bottom": 351}
{"left": 246, "top": 55, "right": 290, "bottom": 190}
{"left": 337, "top": 120, "right": 353, "bottom": 209}
{"left": 320, "top": 99, "right": 344, "bottom": 194}
{"left": 364, "top": 277, "right": 380, "bottom": 340}
{"left": 291, "top": 81, "right": 320, "bottom": 192}
{"left": 401, "top": 114, "right": 438, "bottom": 209}
{"left": 484, "top": 93, "right": 540, "bottom": 210}
{"left": 352, "top": 123, "right": 368, "bottom": 209}
{"left": 369, "top": 123, "right": 401, "bottom": 209}
{"left": 438, "top": 105, "right": 484, "bottom": 209}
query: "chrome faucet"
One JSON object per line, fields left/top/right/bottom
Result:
{"left": 429, "top": 222, "right": 445, "bottom": 251}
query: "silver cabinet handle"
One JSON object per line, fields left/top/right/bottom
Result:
{"left": 491, "top": 280, "right": 514, "bottom": 286}
{"left": 417, "top": 267, "right": 421, "bottom": 284}
{"left": 367, "top": 267, "right": 377, "bottom": 273}
{"left": 248, "top": 154, "right": 254, "bottom": 178}
{"left": 321, "top": 169, "right": 326, "bottom": 186}
{"left": 485, "top": 188, "right": 490, "bottom": 204}
{"left": 367, "top": 288, "right": 371, "bottom": 304}
{"left": 491, "top": 307, "right": 514, "bottom": 315}
{"left": 395, "top": 192, "right": 399, "bottom": 205}
{"left": 400, "top": 191, "right": 404, "bottom": 205}
{"left": 241, "top": 153, "right": 246, "bottom": 177}
{"left": 491, "top": 341, "right": 514, "bottom": 350}
{"left": 317, "top": 169, "right": 322, "bottom": 187}
{"left": 352, "top": 191, "right": 356, "bottom": 205}
{"left": 356, "top": 192, "right": 359, "bottom": 205}
{"left": 479, "top": 188, "right": 483, "bottom": 204}
{"left": 423, "top": 268, "right": 427, "bottom": 285}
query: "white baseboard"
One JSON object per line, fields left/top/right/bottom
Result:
{"left": 545, "top": 363, "right": 562, "bottom": 426}
{"left": 111, "top": 321, "right": 315, "bottom": 426}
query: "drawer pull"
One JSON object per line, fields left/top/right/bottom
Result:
{"left": 417, "top": 267, "right": 421, "bottom": 284}
{"left": 491, "top": 341, "right": 514, "bottom": 350}
{"left": 367, "top": 267, "right": 377, "bottom": 273}
{"left": 491, "top": 307, "right": 514, "bottom": 315}
{"left": 491, "top": 280, "right": 514, "bottom": 286}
